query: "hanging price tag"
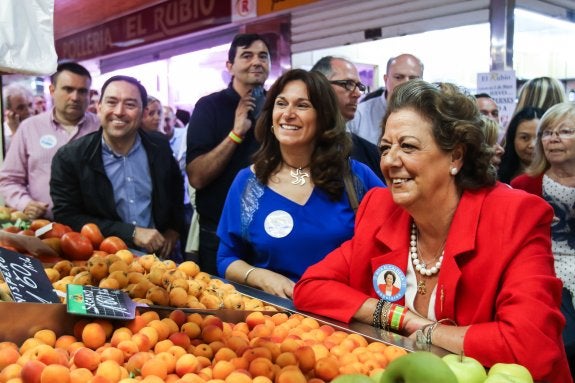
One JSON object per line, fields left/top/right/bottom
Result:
{"left": 0, "top": 248, "right": 60, "bottom": 303}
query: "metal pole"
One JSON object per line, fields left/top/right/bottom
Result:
{"left": 490, "top": 0, "right": 515, "bottom": 71}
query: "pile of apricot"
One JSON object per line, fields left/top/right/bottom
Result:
{"left": 0, "top": 310, "right": 408, "bottom": 383}
{"left": 42, "top": 251, "right": 273, "bottom": 311}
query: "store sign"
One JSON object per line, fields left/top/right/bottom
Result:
{"left": 231, "top": 0, "right": 257, "bottom": 22}
{"left": 56, "top": 0, "right": 231, "bottom": 61}
{"left": 258, "top": 0, "right": 319, "bottom": 15}
{"left": 0, "top": 249, "right": 60, "bottom": 303}
{"left": 477, "top": 70, "right": 517, "bottom": 134}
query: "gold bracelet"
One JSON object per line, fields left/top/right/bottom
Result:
{"left": 228, "top": 131, "right": 243, "bottom": 144}
{"left": 243, "top": 267, "right": 257, "bottom": 284}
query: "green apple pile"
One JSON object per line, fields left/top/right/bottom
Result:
{"left": 333, "top": 351, "right": 534, "bottom": 383}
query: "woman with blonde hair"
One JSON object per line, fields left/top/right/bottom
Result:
{"left": 480, "top": 115, "right": 504, "bottom": 169}
{"left": 514, "top": 76, "right": 566, "bottom": 115}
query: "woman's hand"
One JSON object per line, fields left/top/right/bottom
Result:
{"left": 249, "top": 268, "right": 295, "bottom": 299}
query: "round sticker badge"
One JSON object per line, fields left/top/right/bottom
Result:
{"left": 373, "top": 264, "right": 406, "bottom": 302}
{"left": 264, "top": 210, "right": 294, "bottom": 238}
{"left": 39, "top": 134, "right": 57, "bottom": 149}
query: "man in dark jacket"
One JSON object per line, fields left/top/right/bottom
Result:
{"left": 311, "top": 56, "right": 384, "bottom": 182}
{"left": 50, "top": 75, "right": 185, "bottom": 260}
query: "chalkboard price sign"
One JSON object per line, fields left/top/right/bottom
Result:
{"left": 0, "top": 248, "right": 60, "bottom": 303}
{"left": 67, "top": 284, "right": 137, "bottom": 320}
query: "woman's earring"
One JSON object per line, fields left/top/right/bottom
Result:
{"left": 450, "top": 167, "right": 458, "bottom": 176}
{"left": 271, "top": 125, "right": 275, "bottom": 132}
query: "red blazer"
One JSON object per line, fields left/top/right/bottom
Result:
{"left": 294, "top": 183, "right": 571, "bottom": 383}
{"left": 511, "top": 173, "right": 544, "bottom": 196}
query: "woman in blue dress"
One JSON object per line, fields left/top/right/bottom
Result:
{"left": 217, "top": 69, "right": 384, "bottom": 298}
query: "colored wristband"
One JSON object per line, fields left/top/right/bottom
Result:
{"left": 228, "top": 131, "right": 243, "bottom": 144}
{"left": 388, "top": 304, "right": 407, "bottom": 331}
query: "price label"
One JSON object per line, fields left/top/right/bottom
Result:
{"left": 0, "top": 248, "right": 60, "bottom": 303}
{"left": 67, "top": 284, "right": 137, "bottom": 320}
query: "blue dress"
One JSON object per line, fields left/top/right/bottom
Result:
{"left": 216, "top": 160, "right": 385, "bottom": 281}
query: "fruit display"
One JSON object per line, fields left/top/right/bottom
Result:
{"left": 0, "top": 309, "right": 409, "bottom": 383}
{"left": 39, "top": 252, "right": 275, "bottom": 311}
{"left": 0, "top": 220, "right": 121, "bottom": 262}
{"left": 0, "top": 206, "right": 27, "bottom": 224}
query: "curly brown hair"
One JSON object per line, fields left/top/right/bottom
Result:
{"left": 253, "top": 69, "right": 352, "bottom": 200}
{"left": 382, "top": 80, "right": 496, "bottom": 190}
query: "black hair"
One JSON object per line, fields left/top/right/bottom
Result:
{"left": 384, "top": 271, "right": 396, "bottom": 283}
{"left": 474, "top": 93, "right": 493, "bottom": 99}
{"left": 99, "top": 75, "right": 148, "bottom": 109}
{"left": 51, "top": 62, "right": 92, "bottom": 85}
{"left": 227, "top": 33, "right": 270, "bottom": 63}
{"left": 497, "top": 106, "right": 545, "bottom": 183}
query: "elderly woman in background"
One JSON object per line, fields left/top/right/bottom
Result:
{"left": 217, "top": 69, "right": 383, "bottom": 299}
{"left": 141, "top": 95, "right": 164, "bottom": 133}
{"left": 498, "top": 107, "right": 544, "bottom": 184}
{"left": 293, "top": 80, "right": 571, "bottom": 383}
{"left": 513, "top": 76, "right": 566, "bottom": 116}
{"left": 511, "top": 102, "right": 575, "bottom": 377}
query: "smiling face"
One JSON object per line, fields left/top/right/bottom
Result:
{"left": 514, "top": 118, "right": 538, "bottom": 166}
{"left": 227, "top": 40, "right": 270, "bottom": 90}
{"left": 98, "top": 80, "right": 143, "bottom": 144}
{"left": 380, "top": 108, "right": 461, "bottom": 212}
{"left": 272, "top": 80, "right": 318, "bottom": 152}
{"left": 385, "top": 273, "right": 394, "bottom": 287}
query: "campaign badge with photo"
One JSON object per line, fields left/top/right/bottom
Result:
{"left": 373, "top": 264, "right": 406, "bottom": 302}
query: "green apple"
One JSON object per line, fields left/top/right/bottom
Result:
{"left": 484, "top": 372, "right": 529, "bottom": 382}
{"left": 380, "top": 351, "right": 458, "bottom": 383}
{"left": 332, "top": 374, "right": 374, "bottom": 383}
{"left": 370, "top": 369, "right": 385, "bottom": 383}
{"left": 442, "top": 354, "right": 487, "bottom": 383}
{"left": 488, "top": 363, "right": 533, "bottom": 383}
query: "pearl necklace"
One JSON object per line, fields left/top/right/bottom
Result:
{"left": 410, "top": 223, "right": 444, "bottom": 294}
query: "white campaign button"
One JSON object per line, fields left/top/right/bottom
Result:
{"left": 39, "top": 134, "right": 57, "bottom": 149}
{"left": 264, "top": 210, "right": 294, "bottom": 238}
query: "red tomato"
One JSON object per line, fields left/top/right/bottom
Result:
{"left": 41, "top": 223, "right": 73, "bottom": 239}
{"left": 60, "top": 232, "right": 94, "bottom": 261}
{"left": 80, "top": 223, "right": 104, "bottom": 248}
{"left": 18, "top": 229, "right": 35, "bottom": 236}
{"left": 99, "top": 236, "right": 128, "bottom": 254}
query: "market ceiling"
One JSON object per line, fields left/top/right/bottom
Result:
{"left": 54, "top": 0, "right": 165, "bottom": 40}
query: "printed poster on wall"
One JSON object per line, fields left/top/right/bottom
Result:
{"left": 477, "top": 70, "right": 517, "bottom": 137}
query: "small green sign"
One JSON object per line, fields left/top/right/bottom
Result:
{"left": 66, "top": 284, "right": 136, "bottom": 320}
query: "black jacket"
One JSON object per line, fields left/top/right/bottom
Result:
{"left": 50, "top": 128, "right": 185, "bottom": 247}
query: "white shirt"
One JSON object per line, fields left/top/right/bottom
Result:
{"left": 347, "top": 94, "right": 388, "bottom": 145}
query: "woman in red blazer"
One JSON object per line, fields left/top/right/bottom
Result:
{"left": 293, "top": 81, "right": 572, "bottom": 383}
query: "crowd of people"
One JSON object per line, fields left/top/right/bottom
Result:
{"left": 1, "top": 32, "right": 573, "bottom": 381}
